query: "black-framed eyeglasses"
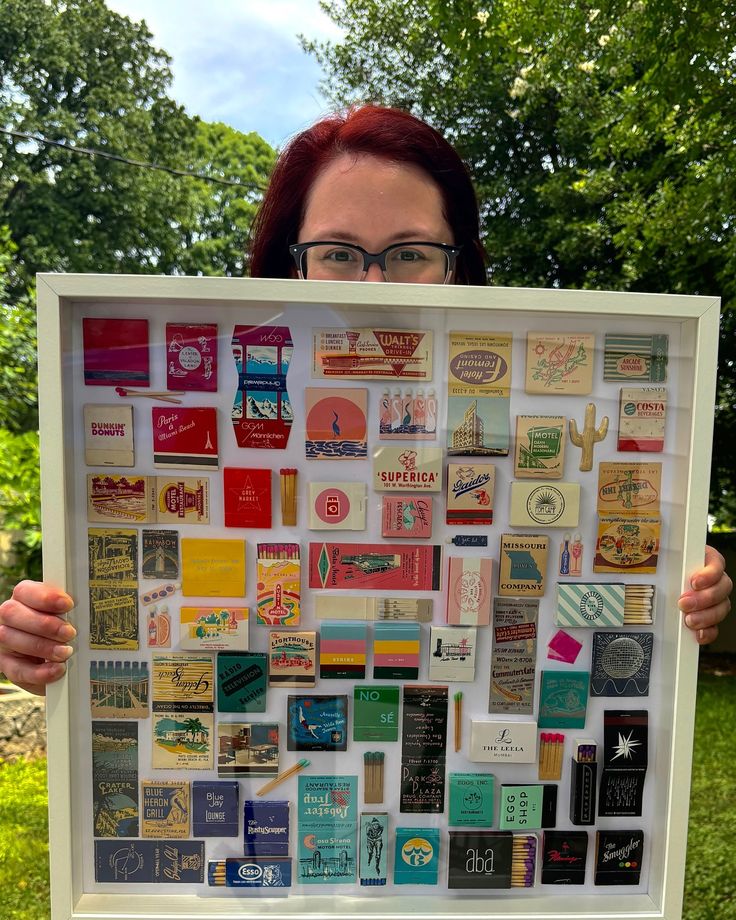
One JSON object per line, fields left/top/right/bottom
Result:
{"left": 289, "top": 240, "right": 461, "bottom": 284}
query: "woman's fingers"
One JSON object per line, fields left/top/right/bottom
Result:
{"left": 0, "top": 581, "right": 76, "bottom": 693}
{"left": 0, "top": 649, "right": 67, "bottom": 695}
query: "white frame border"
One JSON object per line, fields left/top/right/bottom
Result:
{"left": 37, "top": 273, "right": 720, "bottom": 920}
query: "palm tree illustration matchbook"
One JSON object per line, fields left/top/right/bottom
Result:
{"left": 151, "top": 654, "right": 214, "bottom": 770}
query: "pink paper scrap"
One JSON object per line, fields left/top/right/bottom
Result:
{"left": 547, "top": 629, "right": 583, "bottom": 664}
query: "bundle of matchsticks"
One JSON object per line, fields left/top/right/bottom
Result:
{"left": 363, "top": 751, "right": 385, "bottom": 803}
{"left": 623, "top": 584, "right": 655, "bottom": 624}
{"left": 511, "top": 834, "right": 537, "bottom": 887}
{"left": 538, "top": 733, "right": 564, "bottom": 780}
{"left": 279, "top": 468, "right": 298, "bottom": 526}
{"left": 376, "top": 598, "right": 434, "bottom": 622}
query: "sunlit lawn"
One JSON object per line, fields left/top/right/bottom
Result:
{"left": 682, "top": 672, "right": 736, "bottom": 919}
{"left": 0, "top": 758, "right": 51, "bottom": 920}
{"left": 0, "top": 672, "right": 734, "bottom": 919}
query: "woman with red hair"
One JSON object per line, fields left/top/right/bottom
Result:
{"left": 250, "top": 105, "right": 487, "bottom": 284}
{"left": 0, "top": 105, "right": 730, "bottom": 694}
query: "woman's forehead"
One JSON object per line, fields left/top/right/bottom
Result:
{"left": 299, "top": 153, "right": 452, "bottom": 245}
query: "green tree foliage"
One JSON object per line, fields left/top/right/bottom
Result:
{"left": 174, "top": 120, "right": 276, "bottom": 277}
{"left": 306, "top": 0, "right": 736, "bottom": 524}
{"left": 0, "top": 230, "right": 38, "bottom": 433}
{"left": 0, "top": 0, "right": 275, "bottom": 287}
{"left": 0, "top": 0, "right": 275, "bottom": 583}
{"left": 1, "top": 0, "right": 191, "bottom": 285}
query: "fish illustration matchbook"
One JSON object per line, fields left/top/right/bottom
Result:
{"left": 538, "top": 671, "right": 589, "bottom": 729}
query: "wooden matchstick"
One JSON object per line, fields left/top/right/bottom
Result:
{"left": 255, "top": 758, "right": 309, "bottom": 796}
{"left": 454, "top": 692, "right": 463, "bottom": 752}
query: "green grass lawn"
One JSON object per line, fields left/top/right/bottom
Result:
{"left": 683, "top": 672, "right": 736, "bottom": 919}
{"left": 0, "top": 758, "right": 50, "bottom": 920}
{"left": 1, "top": 673, "right": 734, "bottom": 919}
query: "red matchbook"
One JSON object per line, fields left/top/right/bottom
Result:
{"left": 223, "top": 468, "right": 272, "bottom": 528}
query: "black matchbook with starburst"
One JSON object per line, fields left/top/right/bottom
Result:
{"left": 598, "top": 710, "right": 648, "bottom": 817}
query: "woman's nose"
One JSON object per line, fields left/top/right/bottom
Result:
{"left": 363, "top": 262, "right": 387, "bottom": 282}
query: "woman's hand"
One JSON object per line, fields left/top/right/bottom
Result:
{"left": 679, "top": 545, "right": 733, "bottom": 645}
{"left": 0, "top": 581, "right": 76, "bottom": 695}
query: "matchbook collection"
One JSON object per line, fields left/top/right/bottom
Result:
{"left": 77, "top": 317, "right": 670, "bottom": 892}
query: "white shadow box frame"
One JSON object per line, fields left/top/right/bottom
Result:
{"left": 37, "top": 274, "right": 720, "bottom": 920}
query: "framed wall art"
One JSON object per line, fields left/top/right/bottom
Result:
{"left": 38, "top": 273, "right": 720, "bottom": 919}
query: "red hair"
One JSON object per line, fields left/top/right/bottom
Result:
{"left": 249, "top": 105, "right": 487, "bottom": 285}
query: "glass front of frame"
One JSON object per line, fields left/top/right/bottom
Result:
{"left": 39, "top": 277, "right": 717, "bottom": 919}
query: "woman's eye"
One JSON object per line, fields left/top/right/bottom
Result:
{"left": 392, "top": 248, "right": 424, "bottom": 262}
{"left": 324, "top": 248, "right": 357, "bottom": 263}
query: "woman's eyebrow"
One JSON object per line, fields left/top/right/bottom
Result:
{"left": 302, "top": 230, "right": 444, "bottom": 243}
